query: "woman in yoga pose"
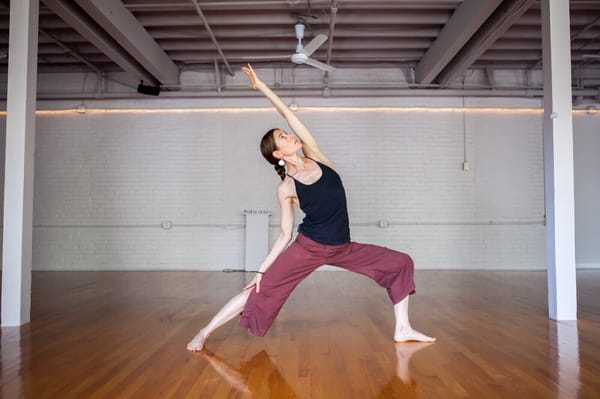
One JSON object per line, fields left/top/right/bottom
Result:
{"left": 187, "top": 65, "right": 435, "bottom": 351}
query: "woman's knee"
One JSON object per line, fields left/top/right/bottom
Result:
{"left": 392, "top": 251, "right": 414, "bottom": 271}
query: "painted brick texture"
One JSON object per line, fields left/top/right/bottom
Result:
{"left": 0, "top": 96, "right": 597, "bottom": 270}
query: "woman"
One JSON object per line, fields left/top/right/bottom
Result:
{"left": 187, "top": 65, "right": 434, "bottom": 351}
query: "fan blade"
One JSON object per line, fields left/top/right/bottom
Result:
{"left": 304, "top": 57, "right": 335, "bottom": 72}
{"left": 241, "top": 54, "right": 292, "bottom": 60}
{"left": 301, "top": 34, "right": 328, "bottom": 57}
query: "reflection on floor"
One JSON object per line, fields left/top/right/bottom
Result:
{"left": 0, "top": 270, "right": 599, "bottom": 398}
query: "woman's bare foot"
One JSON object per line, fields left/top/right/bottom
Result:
{"left": 186, "top": 330, "right": 208, "bottom": 352}
{"left": 394, "top": 327, "right": 436, "bottom": 343}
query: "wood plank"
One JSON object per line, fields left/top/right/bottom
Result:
{"left": 0, "top": 270, "right": 598, "bottom": 398}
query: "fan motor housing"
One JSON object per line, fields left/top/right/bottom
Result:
{"left": 291, "top": 52, "right": 308, "bottom": 64}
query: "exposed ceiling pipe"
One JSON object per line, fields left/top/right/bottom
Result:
{"left": 214, "top": 58, "right": 222, "bottom": 94}
{"left": 570, "top": 15, "right": 600, "bottom": 41}
{"left": 529, "top": 12, "right": 600, "bottom": 70}
{"left": 325, "top": 0, "right": 338, "bottom": 67}
{"left": 28, "top": 87, "right": 600, "bottom": 101}
{"left": 190, "top": 0, "right": 235, "bottom": 77}
{"left": 39, "top": 28, "right": 102, "bottom": 74}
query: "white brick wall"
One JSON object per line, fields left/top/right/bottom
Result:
{"left": 574, "top": 113, "right": 600, "bottom": 269}
{"left": 0, "top": 94, "right": 598, "bottom": 271}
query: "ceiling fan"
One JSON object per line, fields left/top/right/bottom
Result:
{"left": 251, "top": 21, "right": 335, "bottom": 72}
{"left": 289, "top": 22, "right": 334, "bottom": 72}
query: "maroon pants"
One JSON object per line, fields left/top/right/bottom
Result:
{"left": 239, "top": 233, "right": 415, "bottom": 337}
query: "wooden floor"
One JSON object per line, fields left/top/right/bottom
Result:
{"left": 1, "top": 270, "right": 599, "bottom": 399}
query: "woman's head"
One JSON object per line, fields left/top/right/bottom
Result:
{"left": 260, "top": 128, "right": 301, "bottom": 180}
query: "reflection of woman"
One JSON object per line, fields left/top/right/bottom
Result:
{"left": 187, "top": 65, "right": 435, "bottom": 352}
{"left": 200, "top": 343, "right": 433, "bottom": 398}
{"left": 376, "top": 343, "right": 434, "bottom": 399}
{"left": 200, "top": 349, "right": 297, "bottom": 398}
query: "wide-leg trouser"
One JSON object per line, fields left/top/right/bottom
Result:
{"left": 239, "top": 233, "right": 416, "bottom": 337}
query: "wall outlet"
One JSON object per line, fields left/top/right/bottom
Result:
{"left": 377, "top": 219, "right": 389, "bottom": 229}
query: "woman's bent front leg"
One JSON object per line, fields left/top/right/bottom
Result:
{"left": 187, "top": 288, "right": 252, "bottom": 352}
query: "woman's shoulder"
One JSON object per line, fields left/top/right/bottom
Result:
{"left": 277, "top": 176, "right": 297, "bottom": 199}
{"left": 278, "top": 175, "right": 295, "bottom": 188}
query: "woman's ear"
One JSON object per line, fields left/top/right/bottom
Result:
{"left": 272, "top": 150, "right": 283, "bottom": 160}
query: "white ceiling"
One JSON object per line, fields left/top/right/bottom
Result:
{"left": 1, "top": 0, "right": 600, "bottom": 98}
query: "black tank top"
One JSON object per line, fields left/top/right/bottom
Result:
{"left": 291, "top": 159, "right": 351, "bottom": 245}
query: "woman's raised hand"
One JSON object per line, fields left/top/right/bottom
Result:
{"left": 241, "top": 64, "right": 260, "bottom": 89}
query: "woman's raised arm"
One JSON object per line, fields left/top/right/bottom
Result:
{"left": 241, "top": 65, "right": 332, "bottom": 167}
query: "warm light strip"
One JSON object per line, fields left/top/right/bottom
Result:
{"left": 0, "top": 107, "right": 597, "bottom": 115}
{"left": 301, "top": 106, "right": 544, "bottom": 114}
{"left": 32, "top": 107, "right": 274, "bottom": 116}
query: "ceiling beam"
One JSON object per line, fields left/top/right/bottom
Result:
{"left": 150, "top": 38, "right": 434, "bottom": 52}
{"left": 173, "top": 49, "right": 424, "bottom": 63}
{"left": 75, "top": 0, "right": 179, "bottom": 85}
{"left": 123, "top": 1, "right": 464, "bottom": 12}
{"left": 135, "top": 12, "right": 450, "bottom": 27}
{"left": 414, "top": 0, "right": 503, "bottom": 84}
{"left": 436, "top": 0, "right": 536, "bottom": 85}
{"left": 41, "top": 0, "right": 158, "bottom": 84}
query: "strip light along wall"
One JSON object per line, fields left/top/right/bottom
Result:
{"left": 0, "top": 107, "right": 597, "bottom": 115}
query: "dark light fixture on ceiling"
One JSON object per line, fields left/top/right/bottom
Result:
{"left": 137, "top": 80, "right": 160, "bottom": 96}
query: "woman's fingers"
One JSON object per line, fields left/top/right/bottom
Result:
{"left": 241, "top": 66, "right": 257, "bottom": 89}
{"left": 255, "top": 275, "right": 262, "bottom": 293}
{"left": 243, "top": 275, "right": 257, "bottom": 291}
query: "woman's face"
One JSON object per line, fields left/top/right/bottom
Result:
{"left": 273, "top": 129, "right": 302, "bottom": 156}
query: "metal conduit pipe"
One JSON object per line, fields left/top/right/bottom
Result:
{"left": 39, "top": 29, "right": 102, "bottom": 75}
{"left": 326, "top": 0, "right": 338, "bottom": 66}
{"left": 191, "top": 0, "right": 235, "bottom": 77}
{"left": 29, "top": 88, "right": 600, "bottom": 101}
{"left": 214, "top": 58, "right": 222, "bottom": 94}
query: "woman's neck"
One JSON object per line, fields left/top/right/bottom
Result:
{"left": 286, "top": 156, "right": 315, "bottom": 178}
{"left": 286, "top": 154, "right": 304, "bottom": 169}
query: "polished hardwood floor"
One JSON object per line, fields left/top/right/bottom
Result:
{"left": 1, "top": 270, "right": 599, "bottom": 398}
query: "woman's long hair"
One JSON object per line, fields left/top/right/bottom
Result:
{"left": 260, "top": 128, "right": 286, "bottom": 180}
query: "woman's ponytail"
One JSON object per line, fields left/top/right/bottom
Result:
{"left": 274, "top": 164, "right": 286, "bottom": 180}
